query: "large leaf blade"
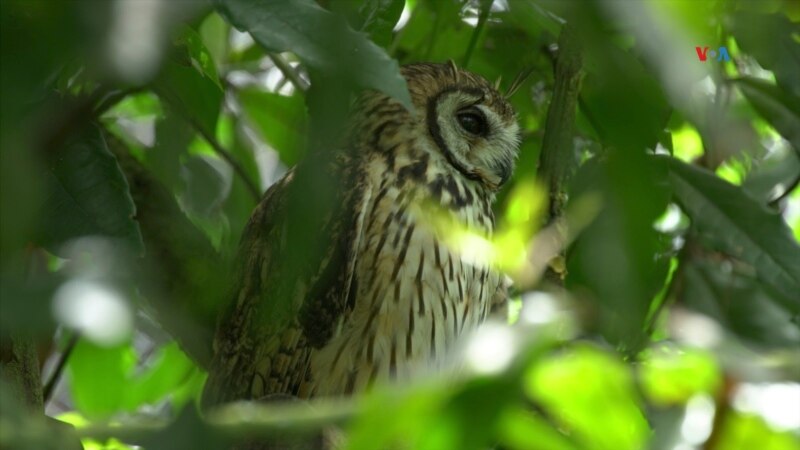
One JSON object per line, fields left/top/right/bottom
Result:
{"left": 735, "top": 77, "right": 800, "bottom": 153}
{"left": 214, "top": 0, "right": 411, "bottom": 109}
{"left": 39, "top": 123, "right": 143, "bottom": 255}
{"left": 155, "top": 26, "right": 223, "bottom": 137}
{"left": 237, "top": 89, "right": 307, "bottom": 165}
{"left": 666, "top": 157, "right": 800, "bottom": 312}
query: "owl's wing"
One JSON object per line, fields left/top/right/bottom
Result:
{"left": 203, "top": 155, "right": 370, "bottom": 406}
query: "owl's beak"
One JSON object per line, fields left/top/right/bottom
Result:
{"left": 495, "top": 159, "right": 512, "bottom": 187}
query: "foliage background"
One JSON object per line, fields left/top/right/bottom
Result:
{"left": 1, "top": 0, "right": 799, "bottom": 449}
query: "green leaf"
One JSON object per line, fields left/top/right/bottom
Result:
{"left": 743, "top": 146, "right": 800, "bottom": 203}
{"left": 566, "top": 155, "right": 671, "bottom": 351}
{"left": 68, "top": 338, "right": 136, "bottom": 419}
{"left": 237, "top": 89, "right": 307, "bottom": 166}
{"left": 328, "top": 0, "right": 405, "bottom": 48}
{"left": 580, "top": 42, "right": 671, "bottom": 150}
{"left": 681, "top": 260, "right": 800, "bottom": 347}
{"left": 497, "top": 407, "right": 581, "bottom": 450}
{"left": 147, "top": 110, "right": 195, "bottom": 190}
{"left": 199, "top": 12, "right": 230, "bottom": 70}
{"left": 666, "top": 157, "right": 800, "bottom": 312}
{"left": 394, "top": 0, "right": 469, "bottom": 63}
{"left": 735, "top": 77, "right": 800, "bottom": 153}
{"left": 358, "top": 0, "right": 406, "bottom": 47}
{"left": 214, "top": 0, "right": 411, "bottom": 109}
{"left": 123, "top": 343, "right": 202, "bottom": 412}
{"left": 179, "top": 154, "right": 231, "bottom": 220}
{"left": 39, "top": 123, "right": 143, "bottom": 255}
{"left": 155, "top": 26, "right": 223, "bottom": 137}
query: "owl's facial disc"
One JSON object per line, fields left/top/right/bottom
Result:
{"left": 427, "top": 88, "right": 519, "bottom": 190}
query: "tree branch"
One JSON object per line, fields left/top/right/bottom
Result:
{"left": 539, "top": 24, "right": 584, "bottom": 222}
{"left": 0, "top": 334, "right": 42, "bottom": 412}
{"left": 536, "top": 24, "right": 584, "bottom": 285}
{"left": 107, "top": 132, "right": 227, "bottom": 368}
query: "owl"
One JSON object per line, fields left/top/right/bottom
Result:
{"left": 203, "top": 62, "right": 520, "bottom": 406}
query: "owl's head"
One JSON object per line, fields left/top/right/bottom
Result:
{"left": 402, "top": 62, "right": 520, "bottom": 190}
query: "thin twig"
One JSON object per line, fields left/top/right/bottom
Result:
{"left": 157, "top": 91, "right": 262, "bottom": 201}
{"left": 77, "top": 397, "right": 357, "bottom": 444}
{"left": 93, "top": 87, "right": 144, "bottom": 118}
{"left": 267, "top": 52, "right": 308, "bottom": 92}
{"left": 190, "top": 115, "right": 262, "bottom": 201}
{"left": 42, "top": 332, "right": 80, "bottom": 404}
{"left": 462, "top": 0, "right": 492, "bottom": 68}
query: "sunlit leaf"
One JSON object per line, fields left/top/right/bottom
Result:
{"left": 122, "top": 342, "right": 202, "bottom": 412}
{"left": 715, "top": 412, "right": 800, "bottom": 450}
{"left": 496, "top": 407, "right": 581, "bottom": 450}
{"left": 67, "top": 338, "right": 136, "bottom": 419}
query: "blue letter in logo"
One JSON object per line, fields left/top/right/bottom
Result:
{"left": 716, "top": 47, "right": 730, "bottom": 62}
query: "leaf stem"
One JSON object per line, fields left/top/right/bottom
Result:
{"left": 267, "top": 52, "right": 309, "bottom": 92}
{"left": 42, "top": 332, "right": 80, "bottom": 405}
{"left": 192, "top": 116, "right": 262, "bottom": 201}
{"left": 160, "top": 93, "right": 262, "bottom": 201}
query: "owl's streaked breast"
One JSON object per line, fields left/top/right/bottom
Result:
{"left": 309, "top": 144, "right": 500, "bottom": 396}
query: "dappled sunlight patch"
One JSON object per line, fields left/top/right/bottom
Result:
{"left": 638, "top": 345, "right": 721, "bottom": 407}
{"left": 524, "top": 344, "right": 649, "bottom": 450}
{"left": 671, "top": 124, "right": 704, "bottom": 163}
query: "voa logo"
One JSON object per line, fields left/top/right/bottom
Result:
{"left": 695, "top": 46, "right": 730, "bottom": 62}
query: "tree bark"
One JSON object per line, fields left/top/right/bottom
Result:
{"left": 539, "top": 24, "right": 584, "bottom": 222}
{"left": 537, "top": 24, "right": 585, "bottom": 285}
{"left": 0, "top": 334, "right": 42, "bottom": 411}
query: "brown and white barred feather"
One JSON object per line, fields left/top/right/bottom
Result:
{"left": 203, "top": 63, "right": 519, "bottom": 407}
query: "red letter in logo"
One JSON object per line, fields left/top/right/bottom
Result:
{"left": 695, "top": 46, "right": 709, "bottom": 61}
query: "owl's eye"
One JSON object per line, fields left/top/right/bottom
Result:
{"left": 456, "top": 110, "right": 488, "bottom": 136}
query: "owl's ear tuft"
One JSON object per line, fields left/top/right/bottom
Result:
{"left": 447, "top": 59, "right": 460, "bottom": 84}
{"left": 505, "top": 67, "right": 533, "bottom": 98}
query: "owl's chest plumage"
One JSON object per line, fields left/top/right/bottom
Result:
{"left": 309, "top": 149, "right": 501, "bottom": 396}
